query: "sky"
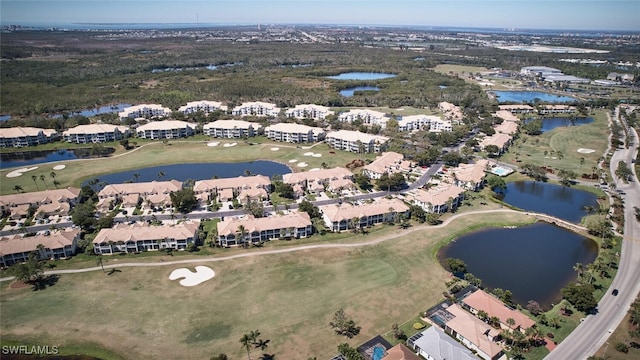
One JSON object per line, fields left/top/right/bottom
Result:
{"left": 1, "top": 0, "right": 639, "bottom": 31}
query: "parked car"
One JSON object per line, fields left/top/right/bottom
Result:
{"left": 612, "top": 289, "right": 619, "bottom": 296}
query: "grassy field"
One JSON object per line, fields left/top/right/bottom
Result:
{"left": 0, "top": 210, "right": 534, "bottom": 360}
{"left": 0, "top": 138, "right": 375, "bottom": 195}
{"left": 501, "top": 109, "right": 610, "bottom": 175}
{"left": 593, "top": 311, "right": 640, "bottom": 360}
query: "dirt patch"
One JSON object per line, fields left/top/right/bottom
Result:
{"left": 10, "top": 280, "right": 29, "bottom": 289}
{"left": 282, "top": 77, "right": 329, "bottom": 89}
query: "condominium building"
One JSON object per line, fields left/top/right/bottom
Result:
{"left": 135, "top": 120, "right": 196, "bottom": 139}
{"left": 448, "top": 159, "right": 490, "bottom": 191}
{"left": 408, "top": 327, "right": 476, "bottom": 360}
{"left": 362, "top": 152, "right": 413, "bottom": 180}
{"left": 498, "top": 104, "right": 534, "bottom": 114}
{"left": 325, "top": 130, "right": 389, "bottom": 153}
{"left": 538, "top": 105, "right": 577, "bottom": 115}
{"left": 461, "top": 289, "right": 535, "bottom": 333}
{"left": 97, "top": 180, "right": 183, "bottom": 211}
{"left": 203, "top": 120, "right": 261, "bottom": 138}
{"left": 193, "top": 175, "right": 271, "bottom": 204}
{"left": 338, "top": 109, "right": 388, "bottom": 128}
{"left": 438, "top": 102, "right": 464, "bottom": 123}
{"left": 93, "top": 221, "right": 201, "bottom": 254}
{"left": 479, "top": 133, "right": 512, "bottom": 153}
{"left": 119, "top": 104, "right": 171, "bottom": 120}
{"left": 0, "top": 127, "right": 58, "bottom": 148}
{"left": 283, "top": 167, "right": 353, "bottom": 196}
{"left": 285, "top": 104, "right": 334, "bottom": 120}
{"left": 178, "top": 100, "right": 227, "bottom": 114}
{"left": 216, "top": 212, "right": 313, "bottom": 246}
{"left": 0, "top": 188, "right": 81, "bottom": 219}
{"left": 264, "top": 123, "right": 325, "bottom": 143}
{"left": 232, "top": 102, "right": 281, "bottom": 117}
{"left": 318, "top": 198, "right": 409, "bottom": 232}
{"left": 0, "top": 228, "right": 81, "bottom": 267}
{"left": 406, "top": 184, "right": 465, "bottom": 213}
{"left": 441, "top": 304, "right": 504, "bottom": 360}
{"left": 63, "top": 124, "right": 130, "bottom": 144}
{"left": 397, "top": 115, "right": 453, "bottom": 132}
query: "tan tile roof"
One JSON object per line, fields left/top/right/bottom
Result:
{"left": 63, "top": 124, "right": 128, "bottom": 136}
{"left": 382, "top": 344, "right": 421, "bottom": 360}
{"left": 450, "top": 160, "right": 490, "bottom": 183}
{"left": 409, "top": 184, "right": 465, "bottom": 206}
{"left": 480, "top": 133, "right": 512, "bottom": 148}
{"left": 193, "top": 175, "right": 271, "bottom": 193}
{"left": 136, "top": 120, "right": 196, "bottom": 131}
{"left": 494, "top": 110, "right": 520, "bottom": 122}
{"left": 93, "top": 221, "right": 200, "bottom": 244}
{"left": 0, "top": 188, "right": 81, "bottom": 207}
{"left": 203, "top": 120, "right": 261, "bottom": 130}
{"left": 0, "top": 228, "right": 80, "bottom": 256}
{"left": 494, "top": 121, "right": 519, "bottom": 135}
{"left": 445, "top": 304, "right": 504, "bottom": 358}
{"left": 283, "top": 167, "right": 352, "bottom": 185}
{"left": 0, "top": 127, "right": 57, "bottom": 138}
{"left": 99, "top": 180, "right": 182, "bottom": 198}
{"left": 462, "top": 289, "right": 536, "bottom": 330}
{"left": 319, "top": 198, "right": 408, "bottom": 222}
{"left": 217, "top": 212, "right": 311, "bottom": 236}
{"left": 499, "top": 104, "right": 534, "bottom": 111}
{"left": 363, "top": 152, "right": 405, "bottom": 175}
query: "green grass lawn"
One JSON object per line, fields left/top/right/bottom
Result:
{"left": 501, "top": 109, "right": 610, "bottom": 176}
{"left": 0, "top": 209, "right": 533, "bottom": 360}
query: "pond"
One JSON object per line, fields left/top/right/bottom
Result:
{"left": 526, "top": 116, "right": 593, "bottom": 132}
{"left": 499, "top": 181, "right": 599, "bottom": 223}
{"left": 340, "top": 86, "right": 380, "bottom": 97}
{"left": 84, "top": 161, "right": 292, "bottom": 187}
{"left": 493, "top": 91, "right": 577, "bottom": 104}
{"left": 1, "top": 148, "right": 115, "bottom": 169}
{"left": 52, "top": 103, "right": 132, "bottom": 118}
{"left": 326, "top": 72, "right": 397, "bottom": 80}
{"left": 439, "top": 222, "right": 598, "bottom": 307}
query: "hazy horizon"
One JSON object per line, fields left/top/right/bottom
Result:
{"left": 2, "top": 1, "right": 639, "bottom": 32}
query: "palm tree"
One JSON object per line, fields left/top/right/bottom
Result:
{"left": 13, "top": 185, "right": 23, "bottom": 193}
{"left": 236, "top": 225, "right": 248, "bottom": 246}
{"left": 53, "top": 180, "right": 60, "bottom": 189}
{"left": 506, "top": 317, "right": 516, "bottom": 332}
{"left": 132, "top": 172, "right": 141, "bottom": 182}
{"left": 573, "top": 262, "right": 584, "bottom": 280}
{"left": 157, "top": 171, "right": 166, "bottom": 180}
{"left": 40, "top": 174, "right": 48, "bottom": 189}
{"left": 31, "top": 175, "right": 39, "bottom": 190}
{"left": 50, "top": 171, "right": 57, "bottom": 183}
{"left": 240, "top": 333, "right": 254, "bottom": 360}
{"left": 36, "top": 243, "right": 46, "bottom": 260}
{"left": 477, "top": 310, "right": 488, "bottom": 322}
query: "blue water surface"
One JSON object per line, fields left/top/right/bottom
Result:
{"left": 327, "top": 72, "right": 396, "bottom": 80}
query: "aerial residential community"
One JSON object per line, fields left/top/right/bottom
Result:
{"left": 1, "top": 2, "right": 639, "bottom": 359}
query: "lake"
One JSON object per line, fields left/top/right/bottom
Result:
{"left": 327, "top": 72, "right": 396, "bottom": 80}
{"left": 526, "top": 117, "right": 594, "bottom": 132}
{"left": 52, "top": 103, "right": 131, "bottom": 118}
{"left": 493, "top": 91, "right": 577, "bottom": 104}
{"left": 84, "top": 161, "right": 292, "bottom": 187}
{"left": 439, "top": 222, "right": 598, "bottom": 307}
{"left": 1, "top": 148, "right": 115, "bottom": 169}
{"left": 500, "top": 181, "right": 599, "bottom": 223}
{"left": 340, "top": 86, "right": 380, "bottom": 97}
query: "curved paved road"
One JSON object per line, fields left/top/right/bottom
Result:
{"left": 0, "top": 208, "right": 523, "bottom": 281}
{"left": 546, "top": 109, "right": 640, "bottom": 360}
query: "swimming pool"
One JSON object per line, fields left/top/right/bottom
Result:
{"left": 491, "top": 166, "right": 514, "bottom": 177}
{"left": 372, "top": 346, "right": 385, "bottom": 360}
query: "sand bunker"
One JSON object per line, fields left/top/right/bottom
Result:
{"left": 207, "top": 142, "right": 220, "bottom": 147}
{"left": 288, "top": 159, "right": 298, "bottom": 163}
{"left": 312, "top": 153, "right": 322, "bottom": 158}
{"left": 223, "top": 142, "right": 237, "bottom": 148}
{"left": 577, "top": 148, "right": 596, "bottom": 154}
{"left": 169, "top": 266, "right": 215, "bottom": 287}
{"left": 270, "top": 147, "right": 280, "bottom": 151}
{"left": 297, "top": 162, "right": 308, "bottom": 168}
{"left": 309, "top": 168, "right": 321, "bottom": 171}
{"left": 303, "top": 152, "right": 314, "bottom": 156}
{"left": 52, "top": 165, "right": 66, "bottom": 170}
{"left": 6, "top": 166, "right": 38, "bottom": 178}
